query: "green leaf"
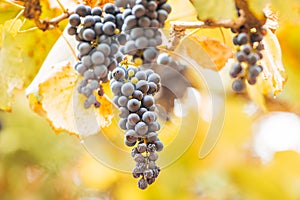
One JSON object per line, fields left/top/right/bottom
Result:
{"left": 189, "top": 0, "right": 237, "bottom": 20}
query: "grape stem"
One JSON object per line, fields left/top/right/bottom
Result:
{"left": 33, "top": 11, "right": 74, "bottom": 31}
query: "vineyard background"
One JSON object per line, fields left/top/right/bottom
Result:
{"left": 1, "top": 0, "right": 300, "bottom": 199}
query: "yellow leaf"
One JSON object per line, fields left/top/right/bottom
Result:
{"left": 29, "top": 62, "right": 113, "bottom": 138}
{"left": 0, "top": 17, "right": 60, "bottom": 111}
{"left": 260, "top": 28, "right": 287, "bottom": 97}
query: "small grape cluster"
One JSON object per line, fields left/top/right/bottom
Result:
{"left": 230, "top": 30, "right": 265, "bottom": 93}
{"left": 67, "top": 4, "right": 123, "bottom": 108}
{"left": 119, "top": 0, "right": 171, "bottom": 64}
{"left": 110, "top": 65, "right": 163, "bottom": 190}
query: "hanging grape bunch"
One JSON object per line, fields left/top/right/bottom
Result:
{"left": 67, "top": 3, "right": 123, "bottom": 108}
{"left": 230, "top": 28, "right": 265, "bottom": 93}
{"left": 66, "top": 0, "right": 171, "bottom": 190}
{"left": 111, "top": 65, "right": 162, "bottom": 190}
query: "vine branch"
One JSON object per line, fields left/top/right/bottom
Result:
{"left": 168, "top": 0, "right": 266, "bottom": 50}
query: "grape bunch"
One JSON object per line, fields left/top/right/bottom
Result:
{"left": 110, "top": 65, "right": 163, "bottom": 190}
{"left": 67, "top": 4, "right": 124, "bottom": 108}
{"left": 119, "top": 0, "right": 172, "bottom": 64}
{"left": 230, "top": 30, "right": 265, "bottom": 93}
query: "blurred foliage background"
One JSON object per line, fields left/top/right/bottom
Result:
{"left": 1, "top": 0, "right": 300, "bottom": 199}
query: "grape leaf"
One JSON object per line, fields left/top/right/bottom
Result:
{"left": 27, "top": 62, "right": 114, "bottom": 138}
{"left": 25, "top": 30, "right": 113, "bottom": 138}
{"left": 0, "top": 18, "right": 60, "bottom": 111}
{"left": 189, "top": 0, "right": 237, "bottom": 20}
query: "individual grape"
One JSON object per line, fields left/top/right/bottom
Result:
{"left": 83, "top": 28, "right": 96, "bottom": 41}
{"left": 83, "top": 15, "right": 95, "bottom": 28}
{"left": 146, "top": 132, "right": 158, "bottom": 142}
{"left": 157, "top": 9, "right": 168, "bottom": 24}
{"left": 112, "top": 67, "right": 126, "bottom": 81}
{"left": 160, "top": 3, "right": 172, "bottom": 14}
{"left": 134, "top": 71, "right": 146, "bottom": 81}
{"left": 135, "top": 121, "right": 148, "bottom": 136}
{"left": 81, "top": 86, "right": 92, "bottom": 97}
{"left": 247, "top": 77, "right": 257, "bottom": 85}
{"left": 138, "top": 178, "right": 148, "bottom": 190}
{"left": 148, "top": 160, "right": 156, "bottom": 169}
{"left": 78, "top": 42, "right": 92, "bottom": 56}
{"left": 88, "top": 80, "right": 99, "bottom": 90}
{"left": 103, "top": 14, "right": 116, "bottom": 23}
{"left": 132, "top": 90, "right": 144, "bottom": 101}
{"left": 94, "top": 22, "right": 103, "bottom": 35}
{"left": 247, "top": 53, "right": 259, "bottom": 65}
{"left": 91, "top": 7, "right": 102, "bottom": 16}
{"left": 147, "top": 1, "right": 157, "bottom": 11}
{"left": 150, "top": 19, "right": 159, "bottom": 28}
{"left": 236, "top": 51, "right": 247, "bottom": 62}
{"left": 143, "top": 169, "right": 154, "bottom": 179}
{"left": 124, "top": 40, "right": 137, "bottom": 55}
{"left": 67, "top": 26, "right": 77, "bottom": 35}
{"left": 127, "top": 99, "right": 141, "bottom": 112}
{"left": 147, "top": 143, "right": 156, "bottom": 153}
{"left": 125, "top": 130, "right": 138, "bottom": 143}
{"left": 95, "top": 43, "right": 110, "bottom": 57}
{"left": 148, "top": 38, "right": 157, "bottom": 47}
{"left": 147, "top": 178, "right": 155, "bottom": 185}
{"left": 148, "top": 121, "right": 160, "bottom": 132}
{"left": 122, "top": 8, "right": 132, "bottom": 19}
{"left": 94, "top": 65, "right": 107, "bottom": 78}
{"left": 148, "top": 82, "right": 158, "bottom": 94}
{"left": 236, "top": 32, "right": 248, "bottom": 45}
{"left": 127, "top": 113, "right": 140, "bottom": 126}
{"left": 111, "top": 81, "right": 123, "bottom": 95}
{"left": 232, "top": 78, "right": 245, "bottom": 93}
{"left": 110, "top": 43, "right": 119, "bottom": 55}
{"left": 248, "top": 65, "right": 262, "bottom": 78}
{"left": 132, "top": 4, "right": 146, "bottom": 18}
{"left": 142, "top": 111, "right": 156, "bottom": 124}
{"left": 137, "top": 107, "right": 147, "bottom": 117}
{"left": 102, "top": 21, "right": 116, "bottom": 36}
{"left": 155, "top": 140, "right": 164, "bottom": 152}
{"left": 242, "top": 44, "right": 251, "bottom": 55}
{"left": 144, "top": 29, "right": 155, "bottom": 38}
{"left": 148, "top": 152, "right": 158, "bottom": 161}
{"left": 147, "top": 73, "right": 160, "bottom": 84}
{"left": 123, "top": 15, "right": 137, "bottom": 30}
{"left": 116, "top": 13, "right": 124, "bottom": 29}
{"left": 121, "top": 82, "right": 135, "bottom": 96}
{"left": 136, "top": 80, "right": 149, "bottom": 93}
{"left": 75, "top": 5, "right": 88, "bottom": 17}
{"left": 146, "top": 11, "right": 158, "bottom": 19}
{"left": 75, "top": 63, "right": 87, "bottom": 75}
{"left": 104, "top": 3, "right": 116, "bottom": 14}
{"left": 93, "top": 15, "right": 102, "bottom": 23}
{"left": 134, "top": 153, "right": 145, "bottom": 163}
{"left": 119, "top": 118, "right": 128, "bottom": 130}
{"left": 117, "top": 33, "right": 127, "bottom": 45}
{"left": 125, "top": 140, "right": 137, "bottom": 147}
{"left": 115, "top": 0, "right": 128, "bottom": 7}
{"left": 229, "top": 63, "right": 243, "bottom": 78}
{"left": 130, "top": 28, "right": 144, "bottom": 39}
{"left": 69, "top": 14, "right": 81, "bottom": 27}
{"left": 250, "top": 33, "right": 263, "bottom": 43}
{"left": 126, "top": 122, "right": 135, "bottom": 130}
{"left": 91, "top": 51, "right": 105, "bottom": 65}
{"left": 138, "top": 17, "right": 151, "bottom": 27}
{"left": 82, "top": 55, "right": 93, "bottom": 68}
{"left": 137, "top": 143, "right": 147, "bottom": 153}
{"left": 135, "top": 36, "right": 148, "bottom": 49}
{"left": 83, "top": 70, "right": 95, "bottom": 80}
{"left": 156, "top": 53, "right": 171, "bottom": 65}
{"left": 119, "top": 107, "right": 130, "bottom": 118}
{"left": 143, "top": 47, "right": 158, "bottom": 62}
{"left": 118, "top": 96, "right": 128, "bottom": 107}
